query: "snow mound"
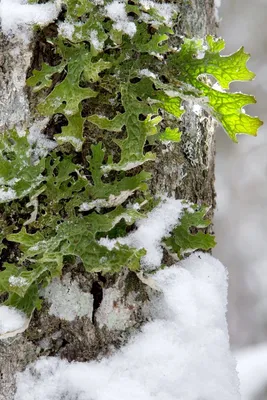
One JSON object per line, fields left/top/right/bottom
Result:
{"left": 15, "top": 252, "right": 240, "bottom": 400}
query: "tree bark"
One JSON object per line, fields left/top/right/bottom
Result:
{"left": 0, "top": 1, "right": 217, "bottom": 398}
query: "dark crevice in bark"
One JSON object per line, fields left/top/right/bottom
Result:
{"left": 91, "top": 280, "right": 104, "bottom": 324}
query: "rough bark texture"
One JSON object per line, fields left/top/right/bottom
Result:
{"left": 0, "top": 1, "right": 217, "bottom": 399}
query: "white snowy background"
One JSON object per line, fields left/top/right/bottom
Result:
{"left": 215, "top": 0, "right": 267, "bottom": 398}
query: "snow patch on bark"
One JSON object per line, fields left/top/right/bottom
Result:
{"left": 14, "top": 252, "right": 240, "bottom": 400}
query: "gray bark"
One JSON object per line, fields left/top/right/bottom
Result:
{"left": 0, "top": 1, "right": 217, "bottom": 398}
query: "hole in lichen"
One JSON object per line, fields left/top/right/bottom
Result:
{"left": 130, "top": 77, "right": 141, "bottom": 84}
{"left": 160, "top": 75, "right": 169, "bottom": 84}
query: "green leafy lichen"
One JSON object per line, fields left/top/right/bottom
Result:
{"left": 165, "top": 205, "right": 216, "bottom": 259}
{"left": 0, "top": 130, "right": 46, "bottom": 203}
{"left": 167, "top": 36, "right": 262, "bottom": 142}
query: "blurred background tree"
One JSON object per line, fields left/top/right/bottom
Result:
{"left": 215, "top": 1, "right": 267, "bottom": 398}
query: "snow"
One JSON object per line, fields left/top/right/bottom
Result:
{"left": 79, "top": 190, "right": 134, "bottom": 211}
{"left": 89, "top": 30, "right": 105, "bottom": 51}
{"left": 0, "top": 187, "right": 17, "bottom": 202}
{"left": 57, "top": 21, "right": 75, "bottom": 41}
{"left": 14, "top": 252, "right": 240, "bottom": 400}
{"left": 105, "top": 0, "right": 136, "bottom": 37}
{"left": 100, "top": 197, "right": 188, "bottom": 269}
{"left": 139, "top": 69, "right": 157, "bottom": 79}
{"left": 0, "top": 0, "right": 61, "bottom": 38}
{"left": 28, "top": 119, "right": 57, "bottom": 160}
{"left": 0, "top": 306, "right": 28, "bottom": 338}
{"left": 56, "top": 135, "right": 83, "bottom": 150}
{"left": 139, "top": 0, "right": 177, "bottom": 27}
{"left": 235, "top": 343, "right": 267, "bottom": 400}
{"left": 8, "top": 276, "right": 28, "bottom": 287}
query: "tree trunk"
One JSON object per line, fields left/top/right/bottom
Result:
{"left": 0, "top": 1, "right": 217, "bottom": 398}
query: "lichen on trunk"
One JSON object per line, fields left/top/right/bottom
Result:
{"left": 0, "top": 1, "right": 218, "bottom": 398}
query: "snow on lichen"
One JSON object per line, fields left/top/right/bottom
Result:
{"left": 0, "top": 188, "right": 17, "bottom": 202}
{"left": 89, "top": 30, "right": 105, "bottom": 51}
{"left": 54, "top": 135, "right": 83, "bottom": 150}
{"left": 100, "top": 197, "right": 187, "bottom": 269}
{"left": 42, "top": 274, "right": 94, "bottom": 322}
{"left": 139, "top": 0, "right": 177, "bottom": 27}
{"left": 0, "top": 306, "right": 28, "bottom": 338}
{"left": 139, "top": 69, "right": 157, "bottom": 79}
{"left": 105, "top": 0, "right": 136, "bottom": 37}
{"left": 14, "top": 253, "right": 240, "bottom": 400}
{"left": 79, "top": 190, "right": 135, "bottom": 212}
{"left": 28, "top": 119, "right": 57, "bottom": 160}
{"left": 8, "top": 276, "right": 28, "bottom": 288}
{"left": 0, "top": 0, "right": 61, "bottom": 38}
{"left": 57, "top": 21, "right": 75, "bottom": 40}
